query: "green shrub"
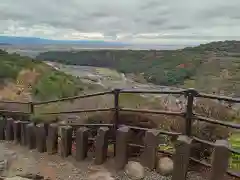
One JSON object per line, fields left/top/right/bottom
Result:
{"left": 32, "top": 70, "right": 84, "bottom": 100}
{"left": 229, "top": 133, "right": 240, "bottom": 171}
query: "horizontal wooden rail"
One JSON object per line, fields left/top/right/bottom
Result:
{"left": 194, "top": 114, "right": 240, "bottom": 129}
{"left": 120, "top": 89, "right": 185, "bottom": 95}
{"left": 0, "top": 100, "right": 31, "bottom": 105}
{"left": 197, "top": 92, "right": 240, "bottom": 103}
{"left": 120, "top": 108, "right": 184, "bottom": 116}
{"left": 67, "top": 123, "right": 114, "bottom": 127}
{"left": 124, "top": 125, "right": 181, "bottom": 136}
{"left": 0, "top": 110, "right": 30, "bottom": 115}
{"left": 34, "top": 91, "right": 113, "bottom": 105}
{"left": 40, "top": 107, "right": 114, "bottom": 115}
{"left": 193, "top": 137, "right": 240, "bottom": 155}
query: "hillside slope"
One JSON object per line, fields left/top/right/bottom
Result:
{"left": 0, "top": 49, "right": 91, "bottom": 102}
{"left": 37, "top": 41, "right": 240, "bottom": 96}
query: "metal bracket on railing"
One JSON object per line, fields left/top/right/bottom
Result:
{"left": 184, "top": 88, "right": 199, "bottom": 98}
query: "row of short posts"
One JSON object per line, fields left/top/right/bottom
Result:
{"left": 115, "top": 126, "right": 231, "bottom": 180}
{"left": 0, "top": 117, "right": 231, "bottom": 180}
{"left": 0, "top": 117, "right": 110, "bottom": 165}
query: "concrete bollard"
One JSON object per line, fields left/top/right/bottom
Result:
{"left": 13, "top": 120, "right": 21, "bottom": 143}
{"left": 20, "top": 121, "right": 29, "bottom": 146}
{"left": 94, "top": 127, "right": 109, "bottom": 165}
{"left": 26, "top": 123, "right": 36, "bottom": 149}
{"left": 115, "top": 126, "right": 130, "bottom": 170}
{"left": 60, "top": 126, "right": 73, "bottom": 158}
{"left": 0, "top": 116, "right": 6, "bottom": 140}
{"left": 141, "top": 129, "right": 159, "bottom": 170}
{"left": 172, "top": 135, "right": 192, "bottom": 180}
{"left": 47, "top": 123, "right": 58, "bottom": 154}
{"left": 210, "top": 140, "right": 230, "bottom": 180}
{"left": 36, "top": 123, "right": 47, "bottom": 152}
{"left": 75, "top": 127, "right": 89, "bottom": 161}
{"left": 5, "top": 118, "right": 14, "bottom": 141}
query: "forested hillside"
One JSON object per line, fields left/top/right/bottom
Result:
{"left": 0, "top": 49, "right": 87, "bottom": 101}
{"left": 37, "top": 41, "right": 240, "bottom": 96}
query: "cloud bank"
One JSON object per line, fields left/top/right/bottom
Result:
{"left": 1, "top": 0, "right": 240, "bottom": 44}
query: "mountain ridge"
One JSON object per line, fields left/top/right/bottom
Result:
{"left": 37, "top": 40, "right": 240, "bottom": 96}
{"left": 0, "top": 35, "right": 127, "bottom": 46}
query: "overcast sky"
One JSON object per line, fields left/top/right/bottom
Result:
{"left": 1, "top": 0, "right": 240, "bottom": 44}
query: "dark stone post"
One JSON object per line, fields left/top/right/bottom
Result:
{"left": 5, "top": 118, "right": 14, "bottom": 141}
{"left": 172, "top": 135, "right": 192, "bottom": 180}
{"left": 210, "top": 140, "right": 230, "bottom": 180}
{"left": 60, "top": 126, "right": 73, "bottom": 158}
{"left": 44, "top": 123, "right": 49, "bottom": 136}
{"left": 75, "top": 127, "right": 89, "bottom": 161}
{"left": 141, "top": 129, "right": 159, "bottom": 170}
{"left": 20, "top": 121, "right": 29, "bottom": 146}
{"left": 0, "top": 116, "right": 6, "bottom": 140}
{"left": 13, "top": 120, "right": 21, "bottom": 143}
{"left": 46, "top": 123, "right": 58, "bottom": 154}
{"left": 26, "top": 123, "right": 36, "bottom": 149}
{"left": 36, "top": 123, "right": 47, "bottom": 152}
{"left": 115, "top": 126, "right": 130, "bottom": 170}
{"left": 94, "top": 127, "right": 109, "bottom": 165}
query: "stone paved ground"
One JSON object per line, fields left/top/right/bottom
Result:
{"left": 0, "top": 141, "right": 206, "bottom": 180}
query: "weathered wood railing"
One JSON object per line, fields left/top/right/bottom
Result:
{"left": 0, "top": 88, "right": 239, "bottom": 180}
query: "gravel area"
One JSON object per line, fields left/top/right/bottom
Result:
{"left": 0, "top": 141, "right": 206, "bottom": 180}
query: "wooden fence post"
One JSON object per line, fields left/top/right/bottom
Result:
{"left": 115, "top": 126, "right": 130, "bottom": 170}
{"left": 47, "top": 123, "right": 58, "bottom": 154}
{"left": 172, "top": 135, "right": 192, "bottom": 180}
{"left": 114, "top": 89, "right": 120, "bottom": 155}
{"left": 13, "top": 120, "right": 21, "bottom": 143}
{"left": 94, "top": 127, "right": 109, "bottom": 165}
{"left": 60, "top": 126, "right": 73, "bottom": 158}
{"left": 20, "top": 121, "right": 29, "bottom": 146}
{"left": 26, "top": 123, "right": 36, "bottom": 149}
{"left": 5, "top": 118, "right": 14, "bottom": 141}
{"left": 210, "top": 140, "right": 230, "bottom": 180}
{"left": 36, "top": 123, "right": 47, "bottom": 152}
{"left": 75, "top": 127, "right": 89, "bottom": 161}
{"left": 185, "top": 89, "right": 197, "bottom": 136}
{"left": 141, "top": 129, "right": 159, "bottom": 170}
{"left": 0, "top": 116, "right": 6, "bottom": 140}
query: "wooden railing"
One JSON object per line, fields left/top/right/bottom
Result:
{"left": 0, "top": 88, "right": 239, "bottom": 179}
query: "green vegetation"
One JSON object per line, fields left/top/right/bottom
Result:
{"left": 0, "top": 50, "right": 37, "bottom": 80}
{"left": 37, "top": 40, "right": 240, "bottom": 95}
{"left": 37, "top": 49, "right": 202, "bottom": 86}
{"left": 32, "top": 70, "right": 83, "bottom": 100}
{"left": 0, "top": 49, "right": 84, "bottom": 100}
{"left": 229, "top": 133, "right": 240, "bottom": 171}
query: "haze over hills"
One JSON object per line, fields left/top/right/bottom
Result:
{"left": 0, "top": 36, "right": 194, "bottom": 54}
{"left": 0, "top": 36, "right": 127, "bottom": 46}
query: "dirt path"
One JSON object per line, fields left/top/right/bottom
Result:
{"left": 0, "top": 141, "right": 205, "bottom": 180}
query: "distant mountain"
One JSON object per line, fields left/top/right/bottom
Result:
{"left": 0, "top": 36, "right": 127, "bottom": 46}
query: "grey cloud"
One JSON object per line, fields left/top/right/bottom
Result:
{"left": 0, "top": 0, "right": 240, "bottom": 43}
